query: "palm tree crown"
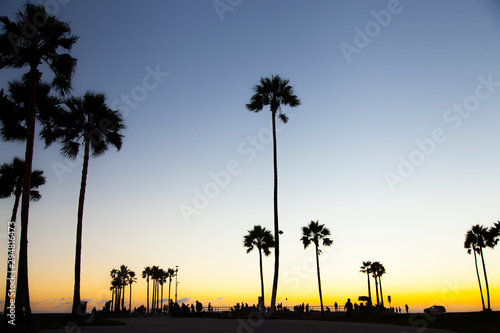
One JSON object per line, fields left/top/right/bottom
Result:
{"left": 300, "top": 220, "right": 333, "bottom": 253}
{"left": 57, "top": 91, "right": 124, "bottom": 157}
{"left": 0, "top": 3, "right": 78, "bottom": 93}
{"left": 243, "top": 225, "right": 275, "bottom": 256}
{"left": 246, "top": 75, "right": 301, "bottom": 120}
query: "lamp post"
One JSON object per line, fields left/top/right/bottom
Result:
{"left": 175, "top": 266, "right": 179, "bottom": 303}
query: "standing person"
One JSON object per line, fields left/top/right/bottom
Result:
{"left": 405, "top": 304, "right": 409, "bottom": 313}
{"left": 334, "top": 301, "right": 338, "bottom": 312}
{"left": 344, "top": 298, "right": 353, "bottom": 317}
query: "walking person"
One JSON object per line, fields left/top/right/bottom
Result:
{"left": 344, "top": 298, "right": 353, "bottom": 317}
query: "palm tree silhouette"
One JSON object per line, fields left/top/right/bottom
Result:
{"left": 465, "top": 224, "right": 495, "bottom": 311}
{"left": 142, "top": 266, "right": 152, "bottom": 313}
{"left": 0, "top": 157, "right": 45, "bottom": 315}
{"left": 360, "top": 261, "right": 372, "bottom": 306}
{"left": 54, "top": 91, "right": 124, "bottom": 315}
{"left": 118, "top": 265, "right": 131, "bottom": 311}
{"left": 159, "top": 269, "right": 168, "bottom": 312}
{"left": 110, "top": 269, "right": 120, "bottom": 312}
{"left": 128, "top": 271, "right": 136, "bottom": 312}
{"left": 167, "top": 267, "right": 175, "bottom": 310}
{"left": 246, "top": 75, "right": 300, "bottom": 313}
{"left": 464, "top": 228, "right": 486, "bottom": 311}
{"left": 0, "top": 3, "right": 77, "bottom": 317}
{"left": 376, "top": 263, "right": 386, "bottom": 308}
{"left": 370, "top": 261, "right": 381, "bottom": 307}
{"left": 243, "top": 225, "right": 275, "bottom": 310}
{"left": 300, "top": 220, "right": 333, "bottom": 316}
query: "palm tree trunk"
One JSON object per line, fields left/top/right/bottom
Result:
{"left": 168, "top": 278, "right": 171, "bottom": 310}
{"left": 258, "top": 248, "right": 265, "bottom": 311}
{"left": 129, "top": 283, "right": 132, "bottom": 312}
{"left": 270, "top": 109, "right": 279, "bottom": 315}
{"left": 146, "top": 278, "right": 150, "bottom": 313}
{"left": 374, "top": 277, "right": 379, "bottom": 306}
{"left": 379, "top": 276, "right": 384, "bottom": 308}
{"left": 472, "top": 248, "right": 486, "bottom": 311}
{"left": 4, "top": 193, "right": 21, "bottom": 314}
{"left": 152, "top": 280, "right": 155, "bottom": 313}
{"left": 315, "top": 245, "right": 324, "bottom": 316}
{"left": 366, "top": 272, "right": 372, "bottom": 306}
{"left": 72, "top": 139, "right": 90, "bottom": 316}
{"left": 161, "top": 284, "right": 164, "bottom": 312}
{"left": 15, "top": 68, "right": 39, "bottom": 320}
{"left": 479, "top": 248, "right": 491, "bottom": 311}
{"left": 122, "top": 284, "right": 125, "bottom": 311}
{"left": 111, "top": 288, "right": 114, "bottom": 312}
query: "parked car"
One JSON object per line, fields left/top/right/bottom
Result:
{"left": 423, "top": 305, "right": 446, "bottom": 314}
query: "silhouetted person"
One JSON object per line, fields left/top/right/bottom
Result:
{"left": 196, "top": 300, "right": 203, "bottom": 315}
{"left": 334, "top": 301, "right": 338, "bottom": 312}
{"left": 405, "top": 304, "right": 409, "bottom": 313}
{"left": 344, "top": 298, "right": 353, "bottom": 317}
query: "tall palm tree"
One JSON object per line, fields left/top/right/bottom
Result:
{"left": 0, "top": 157, "right": 45, "bottom": 315}
{"left": 375, "top": 263, "right": 386, "bottom": 308}
{"left": 118, "top": 265, "right": 131, "bottom": 311}
{"left": 167, "top": 267, "right": 175, "bottom": 309}
{"left": 128, "top": 271, "right": 136, "bottom": 312}
{"left": 468, "top": 225, "right": 492, "bottom": 311}
{"left": 54, "top": 91, "right": 124, "bottom": 315}
{"left": 0, "top": 3, "right": 77, "bottom": 317}
{"left": 142, "top": 266, "right": 152, "bottom": 314}
{"left": 370, "top": 261, "right": 381, "bottom": 307}
{"left": 300, "top": 220, "right": 333, "bottom": 316}
{"left": 360, "top": 261, "right": 372, "bottom": 306}
{"left": 464, "top": 229, "right": 486, "bottom": 311}
{"left": 243, "top": 225, "right": 275, "bottom": 310}
{"left": 159, "top": 269, "right": 168, "bottom": 312}
{"left": 246, "top": 75, "right": 300, "bottom": 313}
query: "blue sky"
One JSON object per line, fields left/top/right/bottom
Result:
{"left": 1, "top": 0, "right": 500, "bottom": 312}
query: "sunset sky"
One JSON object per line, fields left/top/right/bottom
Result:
{"left": 1, "top": 0, "right": 500, "bottom": 313}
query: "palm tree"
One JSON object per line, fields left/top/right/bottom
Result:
{"left": 246, "top": 75, "right": 300, "bottom": 313}
{"left": 243, "top": 225, "right": 275, "bottom": 311}
{"left": 0, "top": 157, "right": 45, "bottom": 315}
{"left": 376, "top": 263, "right": 386, "bottom": 308}
{"left": 300, "top": 220, "right": 333, "bottom": 316}
{"left": 167, "top": 267, "right": 175, "bottom": 310}
{"left": 142, "top": 266, "right": 152, "bottom": 313}
{"left": 54, "top": 91, "right": 124, "bottom": 315}
{"left": 370, "top": 261, "right": 381, "bottom": 307}
{"left": 464, "top": 229, "right": 486, "bottom": 311}
{"left": 159, "top": 269, "right": 168, "bottom": 312}
{"left": 0, "top": 3, "right": 77, "bottom": 317}
{"left": 470, "top": 225, "right": 492, "bottom": 311}
{"left": 128, "top": 271, "right": 136, "bottom": 312}
{"left": 360, "top": 261, "right": 372, "bottom": 306}
{"left": 118, "top": 265, "right": 131, "bottom": 311}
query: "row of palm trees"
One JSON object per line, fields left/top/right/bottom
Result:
{"left": 464, "top": 222, "right": 499, "bottom": 312}
{"left": 243, "top": 220, "right": 333, "bottom": 316}
{"left": 141, "top": 266, "right": 177, "bottom": 314}
{"left": 0, "top": 3, "right": 125, "bottom": 318}
{"left": 110, "top": 265, "right": 136, "bottom": 312}
{"left": 360, "top": 261, "right": 386, "bottom": 308}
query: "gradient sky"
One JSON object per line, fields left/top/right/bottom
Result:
{"left": 1, "top": 0, "right": 500, "bottom": 313}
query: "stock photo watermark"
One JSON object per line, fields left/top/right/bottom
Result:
{"left": 385, "top": 74, "right": 500, "bottom": 192}
{"left": 178, "top": 115, "right": 295, "bottom": 224}
{"left": 5, "top": 221, "right": 17, "bottom": 325}
{"left": 340, "top": 0, "right": 412, "bottom": 64}
{"left": 51, "top": 64, "right": 169, "bottom": 181}
{"left": 213, "top": 0, "right": 244, "bottom": 22}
